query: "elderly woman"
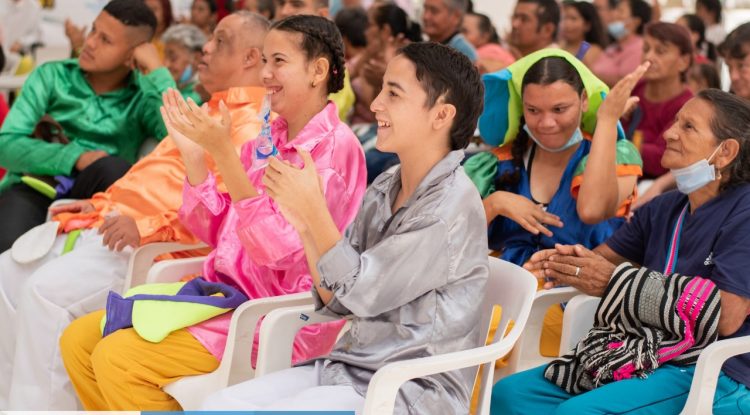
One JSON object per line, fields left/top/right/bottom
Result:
{"left": 493, "top": 88, "right": 750, "bottom": 414}
{"left": 162, "top": 24, "right": 206, "bottom": 104}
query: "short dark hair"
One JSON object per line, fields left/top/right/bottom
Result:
{"left": 198, "top": 0, "right": 218, "bottom": 13}
{"left": 103, "top": 0, "right": 157, "bottom": 39}
{"left": 373, "top": 3, "right": 422, "bottom": 43}
{"left": 334, "top": 7, "right": 368, "bottom": 48}
{"left": 719, "top": 22, "right": 750, "bottom": 61}
{"left": 680, "top": 14, "right": 717, "bottom": 61}
{"left": 696, "top": 0, "right": 722, "bottom": 23}
{"left": 397, "top": 42, "right": 484, "bottom": 150}
{"left": 562, "top": 1, "right": 608, "bottom": 48}
{"left": 271, "top": 15, "right": 346, "bottom": 94}
{"left": 626, "top": 0, "right": 651, "bottom": 35}
{"left": 518, "top": 0, "right": 561, "bottom": 39}
{"left": 645, "top": 22, "right": 693, "bottom": 80}
{"left": 696, "top": 89, "right": 750, "bottom": 190}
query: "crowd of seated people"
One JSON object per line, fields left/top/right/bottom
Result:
{"left": 0, "top": 0, "right": 749, "bottom": 413}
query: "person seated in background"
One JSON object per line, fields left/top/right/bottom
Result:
{"left": 590, "top": 0, "right": 650, "bottom": 87}
{"left": 59, "top": 15, "right": 367, "bottom": 411}
{"left": 0, "top": 0, "right": 175, "bottom": 253}
{"left": 190, "top": 0, "right": 218, "bottom": 37}
{"left": 334, "top": 6, "right": 368, "bottom": 70}
{"left": 677, "top": 14, "right": 718, "bottom": 64}
{"left": 422, "top": 0, "right": 477, "bottom": 62}
{"left": 509, "top": 0, "right": 560, "bottom": 59}
{"left": 145, "top": 0, "right": 174, "bottom": 58}
{"left": 720, "top": 23, "right": 750, "bottom": 101}
{"left": 0, "top": 12, "right": 271, "bottom": 411}
{"left": 162, "top": 24, "right": 208, "bottom": 104}
{"left": 627, "top": 23, "right": 693, "bottom": 209}
{"left": 241, "top": 0, "right": 276, "bottom": 20}
{"left": 464, "top": 49, "right": 643, "bottom": 356}
{"left": 696, "top": 0, "right": 726, "bottom": 46}
{"left": 462, "top": 12, "right": 515, "bottom": 73}
{"left": 686, "top": 62, "right": 721, "bottom": 94}
{"left": 203, "top": 41, "right": 488, "bottom": 415}
{"left": 560, "top": 1, "right": 608, "bottom": 67}
{"left": 495, "top": 88, "right": 750, "bottom": 415}
{"left": 0, "top": 0, "right": 42, "bottom": 73}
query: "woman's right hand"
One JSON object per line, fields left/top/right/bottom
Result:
{"left": 484, "top": 191, "right": 563, "bottom": 237}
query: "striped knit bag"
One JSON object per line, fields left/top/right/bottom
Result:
{"left": 544, "top": 263, "right": 721, "bottom": 394}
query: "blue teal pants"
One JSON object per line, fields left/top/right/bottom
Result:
{"left": 491, "top": 364, "right": 750, "bottom": 414}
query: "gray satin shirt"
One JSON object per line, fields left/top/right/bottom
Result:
{"left": 312, "top": 150, "right": 489, "bottom": 414}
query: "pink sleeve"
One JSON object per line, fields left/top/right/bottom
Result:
{"left": 234, "top": 168, "right": 353, "bottom": 270}
{"left": 178, "top": 172, "right": 231, "bottom": 247}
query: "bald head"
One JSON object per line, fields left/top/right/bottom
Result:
{"left": 198, "top": 11, "right": 270, "bottom": 93}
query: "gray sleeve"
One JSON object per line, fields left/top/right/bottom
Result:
{"left": 315, "top": 214, "right": 452, "bottom": 318}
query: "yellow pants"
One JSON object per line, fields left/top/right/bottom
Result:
{"left": 59, "top": 310, "right": 219, "bottom": 410}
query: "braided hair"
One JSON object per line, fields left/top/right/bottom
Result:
{"left": 271, "top": 15, "right": 346, "bottom": 94}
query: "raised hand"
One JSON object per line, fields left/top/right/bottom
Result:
{"left": 160, "top": 88, "right": 233, "bottom": 156}
{"left": 598, "top": 61, "right": 650, "bottom": 123}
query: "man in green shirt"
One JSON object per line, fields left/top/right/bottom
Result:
{"left": 0, "top": 0, "right": 176, "bottom": 251}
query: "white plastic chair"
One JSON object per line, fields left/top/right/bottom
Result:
{"left": 162, "top": 292, "right": 315, "bottom": 410}
{"left": 497, "top": 286, "right": 582, "bottom": 377}
{"left": 253, "top": 256, "right": 538, "bottom": 415}
{"left": 130, "top": 249, "right": 315, "bottom": 409}
{"left": 680, "top": 335, "right": 750, "bottom": 415}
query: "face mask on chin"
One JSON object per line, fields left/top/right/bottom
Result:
{"left": 607, "top": 21, "right": 628, "bottom": 40}
{"left": 671, "top": 144, "right": 724, "bottom": 194}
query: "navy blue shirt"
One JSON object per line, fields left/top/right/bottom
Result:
{"left": 607, "top": 185, "right": 750, "bottom": 387}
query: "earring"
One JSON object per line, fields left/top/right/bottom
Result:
{"left": 310, "top": 80, "right": 316, "bottom": 88}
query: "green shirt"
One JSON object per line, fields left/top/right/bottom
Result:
{"left": 0, "top": 59, "right": 175, "bottom": 192}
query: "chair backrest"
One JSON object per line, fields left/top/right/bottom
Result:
{"left": 479, "top": 257, "right": 538, "bottom": 345}
{"left": 474, "top": 257, "right": 538, "bottom": 415}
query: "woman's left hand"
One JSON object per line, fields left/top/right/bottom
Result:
{"left": 262, "top": 150, "right": 324, "bottom": 233}
{"left": 161, "top": 88, "right": 232, "bottom": 155}
{"left": 541, "top": 244, "right": 616, "bottom": 297}
{"left": 597, "top": 61, "right": 650, "bottom": 123}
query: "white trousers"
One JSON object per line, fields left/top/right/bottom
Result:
{"left": 0, "top": 229, "right": 130, "bottom": 410}
{"left": 203, "top": 363, "right": 365, "bottom": 413}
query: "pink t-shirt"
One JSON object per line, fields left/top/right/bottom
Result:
{"left": 179, "top": 102, "right": 368, "bottom": 363}
{"left": 476, "top": 43, "right": 515, "bottom": 66}
{"left": 590, "top": 35, "right": 644, "bottom": 87}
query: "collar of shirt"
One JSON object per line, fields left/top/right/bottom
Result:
{"left": 373, "top": 149, "right": 465, "bottom": 216}
{"left": 441, "top": 31, "right": 461, "bottom": 45}
{"left": 66, "top": 59, "right": 141, "bottom": 97}
{"left": 208, "top": 86, "right": 267, "bottom": 109}
{"left": 271, "top": 101, "right": 339, "bottom": 153}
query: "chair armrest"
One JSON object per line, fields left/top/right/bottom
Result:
{"left": 364, "top": 314, "right": 529, "bottom": 415}
{"left": 124, "top": 242, "right": 207, "bottom": 288}
{"left": 559, "top": 294, "right": 599, "bottom": 355}
{"left": 680, "top": 336, "right": 750, "bottom": 415}
{"left": 144, "top": 256, "right": 206, "bottom": 284}
{"left": 254, "top": 304, "right": 345, "bottom": 377}
{"left": 223, "top": 292, "right": 314, "bottom": 386}
{"left": 500, "top": 287, "right": 580, "bottom": 375}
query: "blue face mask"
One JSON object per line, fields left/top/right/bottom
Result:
{"left": 523, "top": 124, "right": 584, "bottom": 153}
{"left": 671, "top": 145, "right": 723, "bottom": 194}
{"left": 178, "top": 65, "right": 194, "bottom": 85}
{"left": 607, "top": 21, "right": 628, "bottom": 40}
